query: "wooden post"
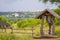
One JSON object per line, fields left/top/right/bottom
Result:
{"left": 1, "top": 25, "right": 3, "bottom": 32}
{"left": 4, "top": 25, "right": 6, "bottom": 33}
{"left": 46, "top": 15, "right": 52, "bottom": 35}
{"left": 11, "top": 28, "right": 13, "bottom": 34}
{"left": 48, "top": 16, "right": 54, "bottom": 35}
{"left": 32, "top": 27, "right": 33, "bottom": 36}
{"left": 48, "top": 16, "right": 55, "bottom": 35}
{"left": 49, "top": 23, "right": 51, "bottom": 35}
{"left": 40, "top": 15, "right": 44, "bottom": 35}
{"left": 51, "top": 17, "right": 55, "bottom": 35}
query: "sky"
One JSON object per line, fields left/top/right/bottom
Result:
{"left": 0, "top": 0, "right": 57, "bottom": 12}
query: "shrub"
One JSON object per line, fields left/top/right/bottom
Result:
{"left": 17, "top": 18, "right": 41, "bottom": 28}
{"left": 55, "top": 18, "right": 60, "bottom": 25}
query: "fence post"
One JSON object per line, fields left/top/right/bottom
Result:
{"left": 4, "top": 25, "right": 6, "bottom": 33}
{"left": 32, "top": 27, "right": 34, "bottom": 36}
{"left": 11, "top": 28, "right": 13, "bottom": 34}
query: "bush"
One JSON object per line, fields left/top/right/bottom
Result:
{"left": 17, "top": 18, "right": 41, "bottom": 28}
{"left": 0, "top": 16, "right": 7, "bottom": 22}
{"left": 55, "top": 18, "right": 60, "bottom": 25}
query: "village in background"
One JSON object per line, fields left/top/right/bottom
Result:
{"left": 0, "top": 11, "right": 40, "bottom": 20}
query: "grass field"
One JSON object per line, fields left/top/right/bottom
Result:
{"left": 0, "top": 26, "right": 60, "bottom": 40}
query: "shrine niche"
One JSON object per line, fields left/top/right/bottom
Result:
{"left": 34, "top": 9, "right": 60, "bottom": 38}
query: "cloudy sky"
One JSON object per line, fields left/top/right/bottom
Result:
{"left": 0, "top": 0, "right": 57, "bottom": 12}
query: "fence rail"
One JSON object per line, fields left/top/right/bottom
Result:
{"left": 0, "top": 27, "right": 35, "bottom": 36}
{"left": 12, "top": 28, "right": 35, "bottom": 30}
{"left": 13, "top": 32, "right": 34, "bottom": 34}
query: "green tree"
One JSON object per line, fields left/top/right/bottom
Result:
{"left": 54, "top": 5, "right": 60, "bottom": 25}
{"left": 17, "top": 18, "right": 41, "bottom": 28}
{"left": 39, "top": 0, "right": 60, "bottom": 4}
{"left": 0, "top": 16, "right": 7, "bottom": 22}
{"left": 54, "top": 5, "right": 60, "bottom": 15}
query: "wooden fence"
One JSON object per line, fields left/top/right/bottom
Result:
{"left": 0, "top": 27, "right": 35, "bottom": 36}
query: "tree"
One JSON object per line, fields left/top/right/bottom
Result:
{"left": 39, "top": 0, "right": 60, "bottom": 4}
{"left": 0, "top": 16, "right": 7, "bottom": 22}
{"left": 17, "top": 18, "right": 41, "bottom": 28}
{"left": 54, "top": 5, "right": 60, "bottom": 15}
{"left": 54, "top": 5, "right": 60, "bottom": 25}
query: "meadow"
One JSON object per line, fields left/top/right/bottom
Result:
{"left": 0, "top": 25, "right": 60, "bottom": 40}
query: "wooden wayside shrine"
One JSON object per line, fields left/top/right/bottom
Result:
{"left": 33, "top": 9, "right": 60, "bottom": 39}
{"left": 0, "top": 21, "right": 12, "bottom": 32}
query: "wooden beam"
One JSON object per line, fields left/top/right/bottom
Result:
{"left": 40, "top": 15, "right": 44, "bottom": 35}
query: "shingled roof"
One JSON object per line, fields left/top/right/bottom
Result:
{"left": 0, "top": 21, "right": 10, "bottom": 26}
{"left": 36, "top": 9, "right": 60, "bottom": 19}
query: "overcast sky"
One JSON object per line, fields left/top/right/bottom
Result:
{"left": 0, "top": 0, "right": 57, "bottom": 12}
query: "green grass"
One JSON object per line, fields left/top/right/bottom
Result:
{"left": 0, "top": 34, "right": 19, "bottom": 40}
